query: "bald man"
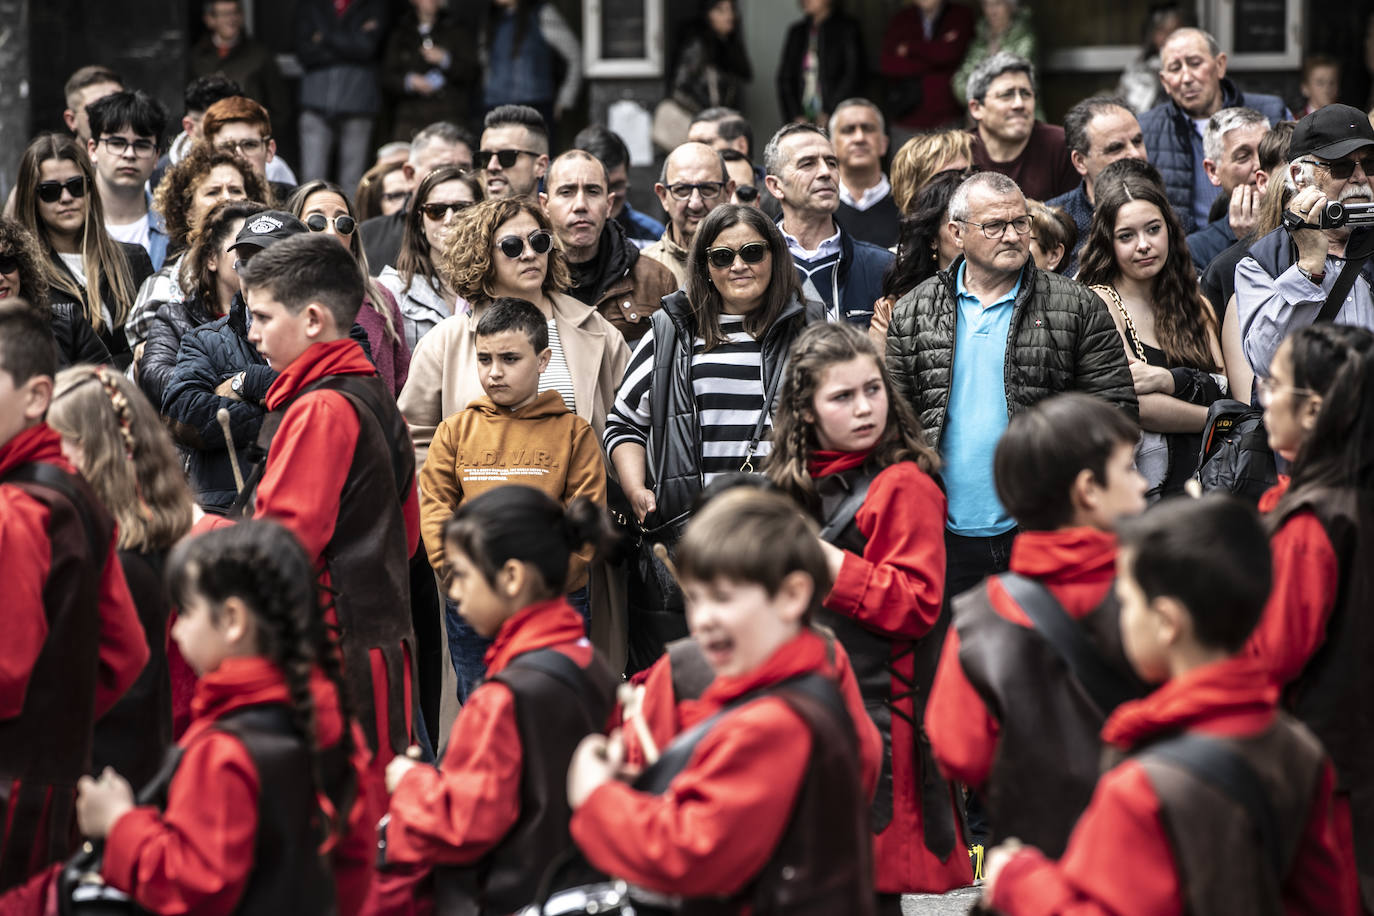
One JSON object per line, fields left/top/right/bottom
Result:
{"left": 642, "top": 141, "right": 735, "bottom": 285}
{"left": 542, "top": 151, "right": 677, "bottom": 340}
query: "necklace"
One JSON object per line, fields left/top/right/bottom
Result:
{"left": 1091, "top": 283, "right": 1147, "bottom": 362}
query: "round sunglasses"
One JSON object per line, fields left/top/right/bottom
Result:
{"left": 705, "top": 241, "right": 769, "bottom": 269}
{"left": 36, "top": 177, "right": 87, "bottom": 203}
{"left": 497, "top": 229, "right": 554, "bottom": 259}
{"left": 305, "top": 213, "right": 356, "bottom": 235}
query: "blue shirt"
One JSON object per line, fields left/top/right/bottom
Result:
{"left": 1189, "top": 123, "right": 1220, "bottom": 230}
{"left": 942, "top": 261, "right": 1020, "bottom": 537}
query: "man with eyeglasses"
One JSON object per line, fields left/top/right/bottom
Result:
{"left": 202, "top": 96, "right": 297, "bottom": 202}
{"left": 540, "top": 151, "right": 676, "bottom": 343}
{"left": 478, "top": 105, "right": 550, "bottom": 201}
{"left": 886, "top": 171, "right": 1136, "bottom": 596}
{"left": 764, "top": 122, "right": 892, "bottom": 329}
{"left": 86, "top": 91, "right": 172, "bottom": 271}
{"left": 643, "top": 142, "right": 735, "bottom": 286}
{"left": 966, "top": 53, "right": 1077, "bottom": 204}
{"left": 1236, "top": 104, "right": 1374, "bottom": 377}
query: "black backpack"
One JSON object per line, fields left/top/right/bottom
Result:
{"left": 1195, "top": 399, "right": 1279, "bottom": 504}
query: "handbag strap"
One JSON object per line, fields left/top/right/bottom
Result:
{"left": 1090, "top": 284, "right": 1147, "bottom": 362}
{"left": 740, "top": 352, "right": 785, "bottom": 473}
{"left": 1317, "top": 255, "right": 1364, "bottom": 323}
{"left": 998, "top": 572, "right": 1141, "bottom": 717}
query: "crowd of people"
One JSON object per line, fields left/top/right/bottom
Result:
{"left": 0, "top": 3, "right": 1372, "bottom": 915}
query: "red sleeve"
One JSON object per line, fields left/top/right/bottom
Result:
{"left": 384, "top": 680, "right": 523, "bottom": 865}
{"left": 0, "top": 488, "right": 52, "bottom": 719}
{"left": 831, "top": 640, "right": 883, "bottom": 801}
{"left": 570, "top": 697, "right": 811, "bottom": 897}
{"left": 990, "top": 762, "right": 1182, "bottom": 916}
{"left": 924, "top": 628, "right": 1000, "bottom": 789}
{"left": 253, "top": 391, "right": 360, "bottom": 562}
{"left": 102, "top": 732, "right": 260, "bottom": 916}
{"left": 1284, "top": 762, "right": 1361, "bottom": 915}
{"left": 1247, "top": 512, "right": 1340, "bottom": 686}
{"left": 95, "top": 530, "right": 150, "bottom": 718}
{"left": 826, "top": 464, "right": 946, "bottom": 640}
{"left": 879, "top": 11, "right": 921, "bottom": 76}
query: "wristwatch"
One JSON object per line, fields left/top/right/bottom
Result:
{"left": 230, "top": 371, "right": 248, "bottom": 399}
{"left": 1297, "top": 265, "right": 1327, "bottom": 284}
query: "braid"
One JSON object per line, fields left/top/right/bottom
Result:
{"left": 306, "top": 582, "right": 360, "bottom": 833}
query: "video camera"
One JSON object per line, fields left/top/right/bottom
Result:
{"left": 1317, "top": 200, "right": 1374, "bottom": 229}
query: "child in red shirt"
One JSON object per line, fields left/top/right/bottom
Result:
{"left": 1249, "top": 323, "right": 1374, "bottom": 909}
{"left": 236, "top": 233, "right": 422, "bottom": 781}
{"left": 568, "top": 488, "right": 875, "bottom": 914}
{"left": 983, "top": 495, "right": 1358, "bottom": 916}
{"left": 764, "top": 321, "right": 969, "bottom": 899}
{"left": 379, "top": 486, "right": 616, "bottom": 914}
{"left": 925, "top": 393, "right": 1148, "bottom": 861}
{"left": 0, "top": 302, "right": 147, "bottom": 890}
{"left": 74, "top": 520, "right": 378, "bottom": 915}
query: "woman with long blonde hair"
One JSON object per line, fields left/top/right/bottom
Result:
{"left": 48, "top": 365, "right": 195, "bottom": 784}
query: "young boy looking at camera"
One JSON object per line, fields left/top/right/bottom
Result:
{"left": 925, "top": 392, "right": 1149, "bottom": 860}
{"left": 567, "top": 488, "right": 876, "bottom": 914}
{"left": 981, "top": 495, "right": 1357, "bottom": 916}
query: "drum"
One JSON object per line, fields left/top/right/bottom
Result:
{"left": 514, "top": 880, "right": 678, "bottom": 916}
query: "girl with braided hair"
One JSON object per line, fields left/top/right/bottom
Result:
{"left": 74, "top": 519, "right": 379, "bottom": 915}
{"left": 763, "top": 321, "right": 969, "bottom": 902}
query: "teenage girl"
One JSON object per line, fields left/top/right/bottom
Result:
{"left": 378, "top": 486, "right": 615, "bottom": 915}
{"left": 74, "top": 521, "right": 378, "bottom": 915}
{"left": 765, "top": 321, "right": 971, "bottom": 901}
{"left": 1250, "top": 322, "right": 1374, "bottom": 911}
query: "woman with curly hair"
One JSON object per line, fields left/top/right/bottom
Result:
{"left": 1077, "top": 171, "right": 1226, "bottom": 499}
{"left": 0, "top": 216, "right": 111, "bottom": 367}
{"left": 889, "top": 129, "right": 974, "bottom": 215}
{"left": 127, "top": 144, "right": 270, "bottom": 353}
{"left": 377, "top": 166, "right": 482, "bottom": 351}
{"left": 397, "top": 195, "right": 630, "bottom": 464}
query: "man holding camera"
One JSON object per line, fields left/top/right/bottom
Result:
{"left": 1236, "top": 104, "right": 1374, "bottom": 375}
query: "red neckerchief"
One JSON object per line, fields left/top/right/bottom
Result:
{"left": 0, "top": 423, "right": 74, "bottom": 478}
{"left": 483, "top": 597, "right": 590, "bottom": 676}
{"left": 1101, "top": 656, "right": 1278, "bottom": 750}
{"left": 807, "top": 447, "right": 874, "bottom": 479}
{"left": 264, "top": 338, "right": 375, "bottom": 410}
{"left": 679, "top": 629, "right": 831, "bottom": 728}
{"left": 184, "top": 655, "right": 344, "bottom": 747}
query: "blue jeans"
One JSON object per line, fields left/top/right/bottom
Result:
{"left": 445, "top": 587, "right": 591, "bottom": 703}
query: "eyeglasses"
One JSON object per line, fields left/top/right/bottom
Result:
{"left": 667, "top": 181, "right": 724, "bottom": 201}
{"left": 1301, "top": 157, "right": 1374, "bottom": 181}
{"left": 478, "top": 148, "right": 539, "bottom": 169}
{"left": 36, "top": 177, "right": 87, "bottom": 203}
{"left": 98, "top": 136, "right": 158, "bottom": 158}
{"left": 420, "top": 201, "right": 473, "bottom": 221}
{"left": 1255, "top": 376, "right": 1316, "bottom": 408}
{"left": 496, "top": 229, "right": 554, "bottom": 259}
{"left": 215, "top": 137, "right": 270, "bottom": 156}
{"left": 0, "top": 253, "right": 18, "bottom": 274}
{"left": 382, "top": 190, "right": 410, "bottom": 204}
{"left": 706, "top": 241, "right": 770, "bottom": 269}
{"left": 305, "top": 213, "right": 356, "bottom": 235}
{"left": 735, "top": 185, "right": 759, "bottom": 203}
{"left": 957, "top": 215, "right": 1032, "bottom": 239}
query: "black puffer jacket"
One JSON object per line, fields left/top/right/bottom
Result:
{"left": 46, "top": 241, "right": 155, "bottom": 371}
{"left": 885, "top": 257, "right": 1138, "bottom": 449}
{"left": 139, "top": 293, "right": 219, "bottom": 409}
{"left": 49, "top": 302, "right": 113, "bottom": 369}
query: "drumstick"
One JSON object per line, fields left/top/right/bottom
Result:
{"left": 651, "top": 541, "right": 679, "bottom": 584}
{"left": 217, "top": 407, "right": 245, "bottom": 494}
{"left": 1183, "top": 478, "right": 1203, "bottom": 499}
{"left": 618, "top": 681, "right": 660, "bottom": 765}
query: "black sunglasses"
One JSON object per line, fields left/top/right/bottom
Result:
{"left": 478, "top": 148, "right": 539, "bottom": 169}
{"left": 36, "top": 177, "right": 86, "bottom": 203}
{"left": 1303, "top": 156, "right": 1374, "bottom": 181}
{"left": 706, "top": 241, "right": 769, "bottom": 269}
{"left": 0, "top": 253, "right": 18, "bottom": 274}
{"left": 305, "top": 213, "right": 356, "bottom": 235}
{"left": 735, "top": 185, "right": 759, "bottom": 203}
{"left": 497, "top": 229, "right": 554, "bottom": 259}
{"left": 420, "top": 201, "right": 473, "bottom": 220}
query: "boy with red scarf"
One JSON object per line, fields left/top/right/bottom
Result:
{"left": 981, "top": 496, "right": 1357, "bottom": 915}
{"left": 0, "top": 301, "right": 147, "bottom": 890}
{"left": 236, "top": 233, "right": 421, "bottom": 782}
{"left": 925, "top": 393, "right": 1148, "bottom": 860}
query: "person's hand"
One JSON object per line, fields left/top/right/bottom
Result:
{"left": 386, "top": 754, "right": 421, "bottom": 793}
{"left": 981, "top": 838, "right": 1023, "bottom": 899}
{"left": 628, "top": 487, "right": 657, "bottom": 523}
{"left": 361, "top": 18, "right": 379, "bottom": 32}
{"left": 76, "top": 768, "right": 135, "bottom": 839}
{"left": 420, "top": 44, "right": 448, "bottom": 66}
{"left": 214, "top": 376, "right": 242, "bottom": 401}
{"left": 1228, "top": 184, "right": 1260, "bottom": 241}
{"left": 406, "top": 73, "right": 435, "bottom": 96}
{"left": 1129, "top": 358, "right": 1174, "bottom": 395}
{"left": 568, "top": 732, "right": 621, "bottom": 808}
{"left": 1286, "top": 184, "right": 1334, "bottom": 272}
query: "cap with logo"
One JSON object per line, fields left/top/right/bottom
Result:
{"left": 1290, "top": 104, "right": 1374, "bottom": 162}
{"left": 229, "top": 210, "right": 309, "bottom": 254}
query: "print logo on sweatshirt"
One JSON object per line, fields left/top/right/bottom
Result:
{"left": 455, "top": 447, "right": 562, "bottom": 483}
{"left": 248, "top": 216, "right": 283, "bottom": 234}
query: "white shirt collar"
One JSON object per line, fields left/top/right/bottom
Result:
{"left": 839, "top": 174, "right": 892, "bottom": 212}
{"left": 780, "top": 223, "right": 842, "bottom": 261}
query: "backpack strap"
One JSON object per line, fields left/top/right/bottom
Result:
{"left": 495, "top": 646, "right": 592, "bottom": 696}
{"left": 667, "top": 637, "right": 716, "bottom": 702}
{"left": 1141, "top": 732, "right": 1284, "bottom": 874}
{"left": 998, "top": 572, "right": 1142, "bottom": 717}
{"left": 817, "top": 468, "right": 878, "bottom": 544}
{"left": 1318, "top": 255, "right": 1365, "bottom": 324}
{"left": 1, "top": 462, "right": 104, "bottom": 563}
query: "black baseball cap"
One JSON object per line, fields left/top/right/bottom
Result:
{"left": 228, "top": 210, "right": 308, "bottom": 254}
{"left": 1289, "top": 104, "right": 1374, "bottom": 162}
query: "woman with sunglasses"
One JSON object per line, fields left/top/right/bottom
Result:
{"left": 15, "top": 133, "right": 153, "bottom": 371}
{"left": 0, "top": 216, "right": 112, "bottom": 368}
{"left": 399, "top": 196, "right": 629, "bottom": 463}
{"left": 377, "top": 166, "right": 484, "bottom": 352}
{"left": 287, "top": 179, "right": 411, "bottom": 395}
{"left": 604, "top": 204, "right": 821, "bottom": 622}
